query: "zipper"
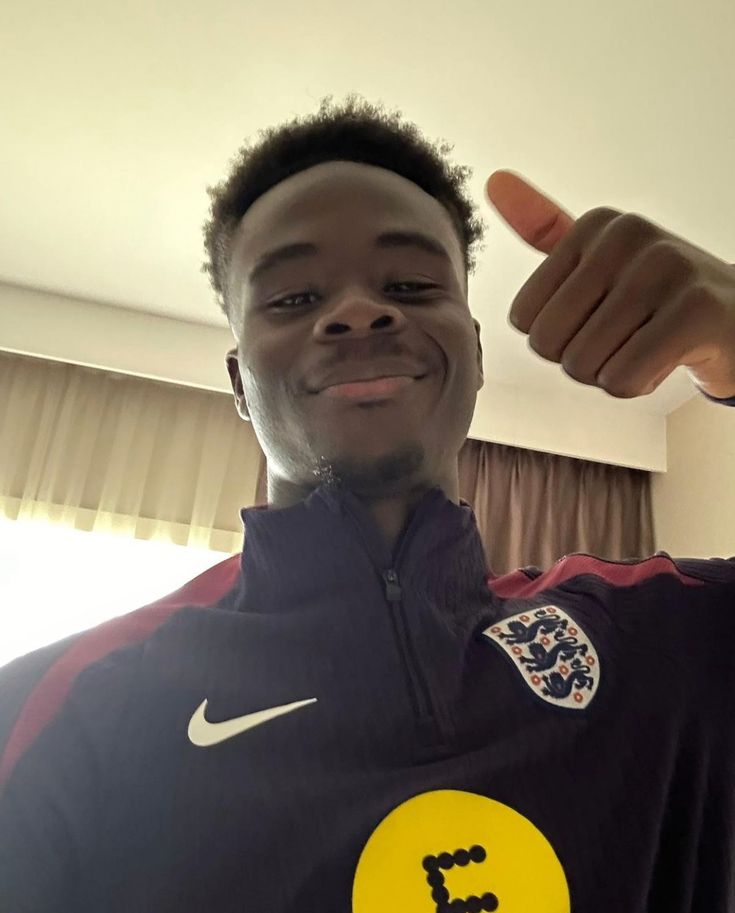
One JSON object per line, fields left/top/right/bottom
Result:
{"left": 381, "top": 567, "right": 443, "bottom": 744}
{"left": 336, "top": 489, "right": 445, "bottom": 746}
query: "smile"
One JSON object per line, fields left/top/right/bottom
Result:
{"left": 319, "top": 375, "right": 417, "bottom": 402}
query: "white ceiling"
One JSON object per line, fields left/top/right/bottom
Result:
{"left": 2, "top": 0, "right": 734, "bottom": 419}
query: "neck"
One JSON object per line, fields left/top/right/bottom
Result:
{"left": 265, "top": 468, "right": 460, "bottom": 553}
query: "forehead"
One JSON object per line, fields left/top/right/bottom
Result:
{"left": 228, "top": 161, "right": 463, "bottom": 292}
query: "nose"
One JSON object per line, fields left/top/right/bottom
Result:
{"left": 312, "top": 295, "right": 409, "bottom": 339}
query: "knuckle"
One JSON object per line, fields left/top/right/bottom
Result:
{"left": 578, "top": 206, "right": 621, "bottom": 228}
{"left": 642, "top": 238, "right": 696, "bottom": 277}
{"left": 619, "top": 211, "right": 655, "bottom": 234}
{"left": 682, "top": 281, "right": 718, "bottom": 312}
{"left": 606, "top": 211, "right": 660, "bottom": 248}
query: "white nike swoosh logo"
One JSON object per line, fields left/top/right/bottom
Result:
{"left": 187, "top": 697, "right": 318, "bottom": 747}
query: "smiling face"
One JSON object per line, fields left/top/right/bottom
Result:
{"left": 225, "top": 160, "right": 484, "bottom": 502}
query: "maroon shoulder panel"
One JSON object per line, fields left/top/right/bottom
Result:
{"left": 486, "top": 551, "right": 709, "bottom": 599}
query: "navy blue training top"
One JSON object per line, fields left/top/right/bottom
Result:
{"left": 1, "top": 388, "right": 734, "bottom": 912}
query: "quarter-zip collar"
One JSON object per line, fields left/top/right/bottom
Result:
{"left": 234, "top": 483, "right": 496, "bottom": 637}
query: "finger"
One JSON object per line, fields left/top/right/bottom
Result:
{"left": 508, "top": 208, "right": 620, "bottom": 332}
{"left": 485, "top": 170, "right": 576, "bottom": 254}
{"left": 594, "top": 307, "right": 684, "bottom": 398}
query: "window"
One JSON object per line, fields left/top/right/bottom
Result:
{"left": 0, "top": 517, "right": 230, "bottom": 668}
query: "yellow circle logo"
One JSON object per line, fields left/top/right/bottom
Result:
{"left": 353, "top": 790, "right": 569, "bottom": 913}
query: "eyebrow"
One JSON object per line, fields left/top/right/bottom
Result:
{"left": 247, "top": 230, "right": 453, "bottom": 285}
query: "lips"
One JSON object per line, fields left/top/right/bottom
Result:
{"left": 310, "top": 362, "right": 428, "bottom": 393}
{"left": 320, "top": 375, "right": 417, "bottom": 401}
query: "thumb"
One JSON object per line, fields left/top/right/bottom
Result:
{"left": 485, "top": 170, "right": 576, "bottom": 255}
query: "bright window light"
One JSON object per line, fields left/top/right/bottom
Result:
{"left": 0, "top": 516, "right": 234, "bottom": 669}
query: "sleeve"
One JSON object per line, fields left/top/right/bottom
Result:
{"left": 694, "top": 383, "right": 735, "bottom": 406}
{"left": 659, "top": 552, "right": 735, "bottom": 585}
{"left": 0, "top": 642, "right": 97, "bottom": 912}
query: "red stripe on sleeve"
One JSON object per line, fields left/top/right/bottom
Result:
{"left": 0, "top": 554, "right": 241, "bottom": 790}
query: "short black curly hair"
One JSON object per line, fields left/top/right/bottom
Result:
{"left": 202, "top": 92, "right": 487, "bottom": 324}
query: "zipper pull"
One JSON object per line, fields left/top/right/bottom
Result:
{"left": 382, "top": 568, "right": 402, "bottom": 602}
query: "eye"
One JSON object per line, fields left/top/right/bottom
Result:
{"left": 267, "top": 282, "right": 440, "bottom": 310}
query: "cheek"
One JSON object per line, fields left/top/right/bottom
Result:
{"left": 240, "top": 349, "right": 303, "bottom": 436}
{"left": 438, "top": 323, "right": 477, "bottom": 385}
{"left": 236, "top": 352, "right": 272, "bottom": 417}
{"left": 239, "top": 338, "right": 277, "bottom": 392}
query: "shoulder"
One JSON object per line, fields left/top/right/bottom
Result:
{"left": 0, "top": 631, "right": 86, "bottom": 767}
{"left": 0, "top": 553, "right": 243, "bottom": 786}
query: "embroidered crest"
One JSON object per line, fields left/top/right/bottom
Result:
{"left": 481, "top": 605, "right": 600, "bottom": 710}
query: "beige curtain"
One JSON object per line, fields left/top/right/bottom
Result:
{"left": 458, "top": 439, "right": 654, "bottom": 576}
{"left": 0, "top": 350, "right": 654, "bottom": 573}
{"left": 0, "top": 351, "right": 261, "bottom": 554}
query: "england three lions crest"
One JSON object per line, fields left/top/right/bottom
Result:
{"left": 482, "top": 605, "right": 600, "bottom": 710}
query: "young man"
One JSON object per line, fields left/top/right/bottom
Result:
{"left": 2, "top": 94, "right": 735, "bottom": 912}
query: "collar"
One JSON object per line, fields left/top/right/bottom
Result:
{"left": 233, "top": 484, "right": 494, "bottom": 634}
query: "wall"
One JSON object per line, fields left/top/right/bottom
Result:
{"left": 651, "top": 395, "right": 735, "bottom": 559}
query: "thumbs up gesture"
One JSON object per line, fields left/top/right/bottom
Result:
{"left": 485, "top": 170, "right": 735, "bottom": 400}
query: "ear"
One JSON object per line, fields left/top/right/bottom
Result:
{"left": 473, "top": 319, "right": 484, "bottom": 391}
{"left": 225, "top": 347, "right": 251, "bottom": 422}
